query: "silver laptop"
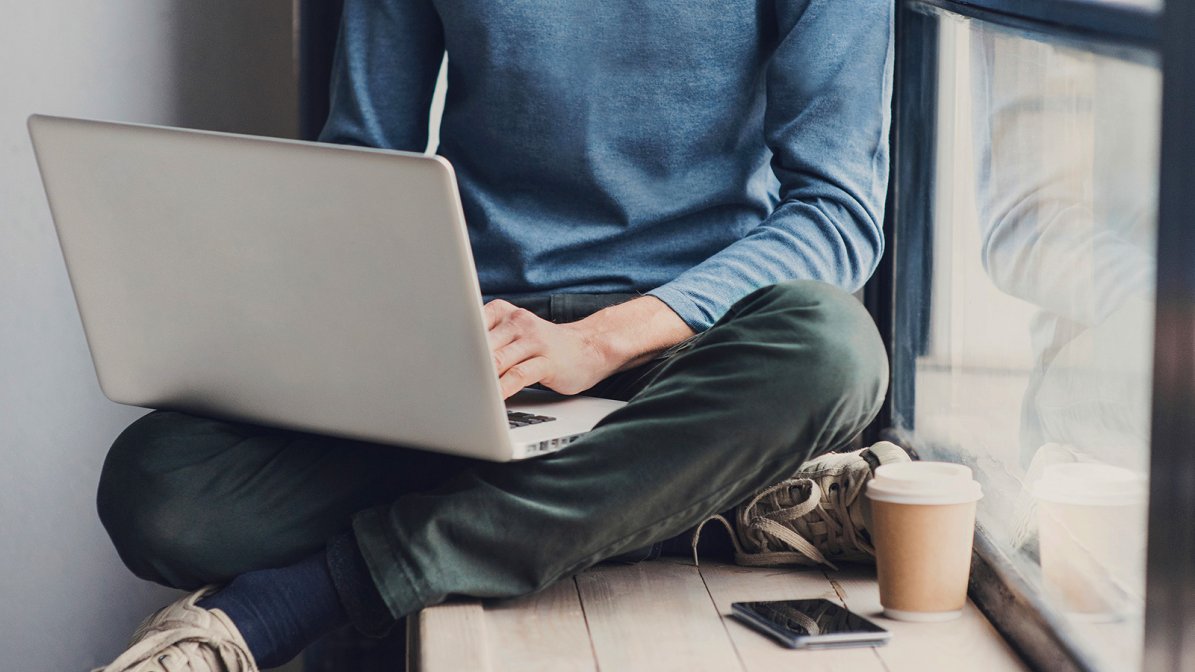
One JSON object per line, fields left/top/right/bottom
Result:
{"left": 28, "top": 114, "right": 626, "bottom": 461}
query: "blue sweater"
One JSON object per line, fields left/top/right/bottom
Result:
{"left": 320, "top": 0, "right": 893, "bottom": 331}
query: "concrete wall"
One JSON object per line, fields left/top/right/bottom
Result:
{"left": 0, "top": 2, "right": 297, "bottom": 668}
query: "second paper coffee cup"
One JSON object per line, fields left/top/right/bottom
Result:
{"left": 866, "top": 462, "right": 983, "bottom": 622}
{"left": 1033, "top": 462, "right": 1146, "bottom": 620}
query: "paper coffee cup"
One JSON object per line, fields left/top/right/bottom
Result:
{"left": 1032, "top": 463, "right": 1146, "bottom": 621}
{"left": 866, "top": 462, "right": 983, "bottom": 622}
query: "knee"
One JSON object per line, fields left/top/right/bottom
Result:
{"left": 97, "top": 412, "right": 219, "bottom": 588}
{"left": 783, "top": 280, "right": 886, "bottom": 399}
{"left": 732, "top": 281, "right": 889, "bottom": 440}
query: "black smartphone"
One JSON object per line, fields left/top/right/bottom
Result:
{"left": 731, "top": 599, "right": 891, "bottom": 650}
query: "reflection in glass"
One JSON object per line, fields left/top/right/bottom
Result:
{"left": 1032, "top": 463, "right": 1146, "bottom": 618}
{"left": 894, "top": 16, "right": 1159, "bottom": 670}
{"left": 973, "top": 28, "right": 1156, "bottom": 475}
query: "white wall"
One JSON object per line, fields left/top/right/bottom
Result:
{"left": 0, "top": 2, "right": 297, "bottom": 668}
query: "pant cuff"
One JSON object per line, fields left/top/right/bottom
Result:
{"left": 349, "top": 506, "right": 427, "bottom": 622}
{"left": 326, "top": 531, "right": 399, "bottom": 638}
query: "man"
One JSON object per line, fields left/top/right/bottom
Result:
{"left": 96, "top": 0, "right": 897, "bottom": 669}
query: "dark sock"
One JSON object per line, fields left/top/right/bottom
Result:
{"left": 324, "top": 532, "right": 396, "bottom": 638}
{"left": 198, "top": 551, "right": 348, "bottom": 668}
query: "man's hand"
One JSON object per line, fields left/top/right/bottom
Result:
{"left": 485, "top": 296, "right": 696, "bottom": 399}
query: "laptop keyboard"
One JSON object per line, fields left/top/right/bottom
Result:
{"left": 507, "top": 410, "right": 557, "bottom": 429}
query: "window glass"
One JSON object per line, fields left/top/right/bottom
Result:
{"left": 893, "top": 16, "right": 1159, "bottom": 670}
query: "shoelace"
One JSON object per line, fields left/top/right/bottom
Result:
{"left": 95, "top": 624, "right": 255, "bottom": 672}
{"left": 692, "top": 468, "right": 874, "bottom": 571}
{"left": 93, "top": 588, "right": 255, "bottom": 672}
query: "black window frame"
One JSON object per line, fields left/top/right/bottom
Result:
{"left": 1143, "top": 0, "right": 1195, "bottom": 669}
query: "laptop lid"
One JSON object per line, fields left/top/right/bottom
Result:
{"left": 28, "top": 114, "right": 518, "bottom": 460}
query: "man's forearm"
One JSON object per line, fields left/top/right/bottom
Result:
{"left": 573, "top": 296, "right": 696, "bottom": 374}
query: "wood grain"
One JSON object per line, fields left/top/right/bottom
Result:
{"left": 486, "top": 577, "right": 596, "bottom": 672}
{"left": 826, "top": 566, "right": 1028, "bottom": 672}
{"left": 576, "top": 559, "right": 744, "bottom": 672}
{"left": 695, "top": 559, "right": 888, "bottom": 672}
{"left": 411, "top": 599, "right": 490, "bottom": 672}
{"left": 412, "top": 560, "right": 1029, "bottom": 672}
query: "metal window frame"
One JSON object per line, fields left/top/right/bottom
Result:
{"left": 865, "top": 1, "right": 939, "bottom": 440}
{"left": 1143, "top": 0, "right": 1195, "bottom": 669}
{"left": 914, "top": 0, "right": 1159, "bottom": 48}
{"left": 877, "top": 1, "right": 1195, "bottom": 671}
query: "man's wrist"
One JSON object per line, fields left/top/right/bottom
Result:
{"left": 573, "top": 296, "right": 696, "bottom": 373}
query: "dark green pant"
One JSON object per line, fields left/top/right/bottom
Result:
{"left": 97, "top": 281, "right": 887, "bottom": 621}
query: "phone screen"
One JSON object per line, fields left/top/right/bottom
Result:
{"left": 731, "top": 599, "right": 889, "bottom": 649}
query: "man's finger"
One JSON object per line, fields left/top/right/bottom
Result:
{"left": 492, "top": 335, "right": 542, "bottom": 376}
{"left": 483, "top": 299, "right": 518, "bottom": 330}
{"left": 486, "top": 307, "right": 539, "bottom": 351}
{"left": 499, "top": 356, "right": 550, "bottom": 399}
{"left": 487, "top": 317, "right": 521, "bottom": 352}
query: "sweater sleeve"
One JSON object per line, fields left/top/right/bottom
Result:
{"left": 318, "top": 0, "right": 445, "bottom": 152}
{"left": 971, "top": 28, "right": 1156, "bottom": 329}
{"left": 647, "top": 0, "right": 893, "bottom": 331}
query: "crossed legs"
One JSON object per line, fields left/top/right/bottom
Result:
{"left": 98, "top": 280, "right": 887, "bottom": 634}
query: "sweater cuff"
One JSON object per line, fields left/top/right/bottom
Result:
{"left": 646, "top": 284, "right": 716, "bottom": 332}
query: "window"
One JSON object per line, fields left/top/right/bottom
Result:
{"left": 883, "top": 2, "right": 1169, "bottom": 669}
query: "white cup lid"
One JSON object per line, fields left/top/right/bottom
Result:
{"left": 866, "top": 462, "right": 983, "bottom": 505}
{"left": 1031, "top": 463, "right": 1146, "bottom": 506}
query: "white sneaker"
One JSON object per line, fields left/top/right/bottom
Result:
{"left": 93, "top": 587, "right": 258, "bottom": 672}
{"left": 694, "top": 442, "right": 911, "bottom": 569}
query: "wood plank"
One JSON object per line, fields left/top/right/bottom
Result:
{"left": 695, "top": 560, "right": 888, "bottom": 672}
{"left": 413, "top": 562, "right": 1029, "bottom": 672}
{"left": 576, "top": 559, "right": 744, "bottom": 672}
{"left": 486, "top": 577, "right": 597, "bottom": 672}
{"left": 411, "top": 599, "right": 491, "bottom": 672}
{"left": 826, "top": 567, "right": 1028, "bottom": 672}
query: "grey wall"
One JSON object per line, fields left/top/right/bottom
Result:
{"left": 1, "top": 2, "right": 298, "bottom": 668}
